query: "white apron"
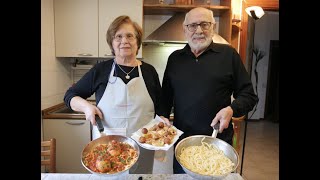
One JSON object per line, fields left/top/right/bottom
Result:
{"left": 93, "top": 61, "right": 155, "bottom": 138}
{"left": 92, "top": 61, "right": 155, "bottom": 173}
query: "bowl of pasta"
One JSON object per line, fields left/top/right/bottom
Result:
{"left": 175, "top": 135, "right": 239, "bottom": 180}
{"left": 81, "top": 135, "right": 140, "bottom": 177}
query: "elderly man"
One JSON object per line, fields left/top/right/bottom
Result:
{"left": 159, "top": 7, "right": 258, "bottom": 173}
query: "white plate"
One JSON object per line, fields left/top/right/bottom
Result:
{"left": 131, "top": 115, "right": 184, "bottom": 151}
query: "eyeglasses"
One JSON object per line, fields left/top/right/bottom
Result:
{"left": 185, "top": 22, "right": 213, "bottom": 32}
{"left": 113, "top": 33, "right": 136, "bottom": 42}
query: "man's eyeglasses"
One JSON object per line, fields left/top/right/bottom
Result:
{"left": 113, "top": 33, "right": 136, "bottom": 42}
{"left": 185, "top": 22, "right": 213, "bottom": 32}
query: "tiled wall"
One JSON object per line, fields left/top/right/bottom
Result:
{"left": 41, "top": 0, "right": 71, "bottom": 110}
{"left": 142, "top": 43, "right": 186, "bottom": 83}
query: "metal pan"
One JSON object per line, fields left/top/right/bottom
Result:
{"left": 175, "top": 122, "right": 239, "bottom": 180}
{"left": 81, "top": 115, "right": 140, "bottom": 177}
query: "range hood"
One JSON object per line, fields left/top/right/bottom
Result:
{"left": 143, "top": 13, "right": 229, "bottom": 45}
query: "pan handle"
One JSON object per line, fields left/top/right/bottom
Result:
{"left": 95, "top": 115, "right": 104, "bottom": 133}
{"left": 211, "top": 122, "right": 220, "bottom": 138}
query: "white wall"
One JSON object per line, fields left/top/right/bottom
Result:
{"left": 41, "top": 0, "right": 71, "bottom": 110}
{"left": 248, "top": 11, "right": 279, "bottom": 119}
{"left": 142, "top": 44, "right": 185, "bottom": 83}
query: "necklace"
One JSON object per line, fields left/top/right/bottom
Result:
{"left": 116, "top": 61, "right": 137, "bottom": 79}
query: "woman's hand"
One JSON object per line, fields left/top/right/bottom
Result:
{"left": 83, "top": 105, "right": 103, "bottom": 126}
{"left": 70, "top": 96, "right": 103, "bottom": 125}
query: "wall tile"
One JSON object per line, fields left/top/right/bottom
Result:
{"left": 142, "top": 44, "right": 185, "bottom": 83}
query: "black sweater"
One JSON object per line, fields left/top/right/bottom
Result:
{"left": 159, "top": 42, "right": 258, "bottom": 142}
{"left": 64, "top": 59, "right": 162, "bottom": 115}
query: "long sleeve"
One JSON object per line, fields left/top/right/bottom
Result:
{"left": 63, "top": 60, "right": 113, "bottom": 109}
{"left": 64, "top": 67, "right": 96, "bottom": 109}
{"left": 230, "top": 48, "right": 258, "bottom": 117}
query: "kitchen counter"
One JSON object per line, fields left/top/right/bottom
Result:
{"left": 42, "top": 102, "right": 90, "bottom": 119}
{"left": 42, "top": 102, "right": 176, "bottom": 121}
{"left": 41, "top": 173, "right": 244, "bottom": 180}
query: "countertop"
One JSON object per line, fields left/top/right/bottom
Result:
{"left": 42, "top": 102, "right": 174, "bottom": 121}
{"left": 42, "top": 102, "right": 87, "bottom": 119}
{"left": 41, "top": 173, "right": 244, "bottom": 180}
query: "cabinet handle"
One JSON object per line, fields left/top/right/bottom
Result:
{"left": 104, "top": 54, "right": 113, "bottom": 56}
{"left": 66, "top": 121, "right": 85, "bottom": 125}
{"left": 78, "top": 53, "right": 92, "bottom": 56}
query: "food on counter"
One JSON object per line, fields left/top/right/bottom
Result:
{"left": 82, "top": 140, "right": 138, "bottom": 174}
{"left": 138, "top": 122, "right": 177, "bottom": 146}
{"left": 178, "top": 138, "right": 234, "bottom": 176}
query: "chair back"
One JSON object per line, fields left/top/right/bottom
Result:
{"left": 232, "top": 116, "right": 246, "bottom": 155}
{"left": 41, "top": 138, "right": 56, "bottom": 173}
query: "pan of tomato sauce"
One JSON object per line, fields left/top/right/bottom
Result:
{"left": 81, "top": 117, "right": 140, "bottom": 177}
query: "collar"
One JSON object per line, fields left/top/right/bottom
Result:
{"left": 180, "top": 41, "right": 223, "bottom": 56}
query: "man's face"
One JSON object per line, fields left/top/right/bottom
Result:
{"left": 183, "top": 9, "right": 214, "bottom": 52}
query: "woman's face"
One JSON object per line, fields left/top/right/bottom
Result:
{"left": 112, "top": 23, "right": 138, "bottom": 58}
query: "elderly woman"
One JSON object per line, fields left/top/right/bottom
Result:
{"left": 64, "top": 15, "right": 162, "bottom": 174}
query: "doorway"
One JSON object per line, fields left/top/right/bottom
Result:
{"left": 264, "top": 40, "right": 279, "bottom": 122}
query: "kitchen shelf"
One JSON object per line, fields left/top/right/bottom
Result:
{"left": 144, "top": 4, "right": 230, "bottom": 15}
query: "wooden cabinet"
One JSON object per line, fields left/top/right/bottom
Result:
{"left": 43, "top": 119, "right": 91, "bottom": 173}
{"left": 54, "top": 0, "right": 143, "bottom": 58}
{"left": 143, "top": 0, "right": 232, "bottom": 44}
{"left": 54, "top": 0, "right": 98, "bottom": 57}
{"left": 99, "top": 0, "right": 143, "bottom": 58}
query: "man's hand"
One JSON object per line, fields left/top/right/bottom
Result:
{"left": 159, "top": 116, "right": 171, "bottom": 125}
{"left": 210, "top": 106, "right": 233, "bottom": 133}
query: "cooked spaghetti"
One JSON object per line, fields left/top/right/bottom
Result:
{"left": 82, "top": 140, "right": 138, "bottom": 174}
{"left": 178, "top": 138, "right": 234, "bottom": 176}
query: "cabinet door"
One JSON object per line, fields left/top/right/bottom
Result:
{"left": 99, "top": 0, "right": 143, "bottom": 58}
{"left": 43, "top": 119, "right": 91, "bottom": 173}
{"left": 54, "top": 0, "right": 98, "bottom": 57}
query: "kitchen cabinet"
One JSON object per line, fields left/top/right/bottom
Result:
{"left": 99, "top": 0, "right": 143, "bottom": 58}
{"left": 54, "top": 0, "right": 98, "bottom": 57}
{"left": 143, "top": 0, "right": 232, "bottom": 44}
{"left": 43, "top": 119, "right": 91, "bottom": 173}
{"left": 54, "top": 0, "right": 143, "bottom": 58}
